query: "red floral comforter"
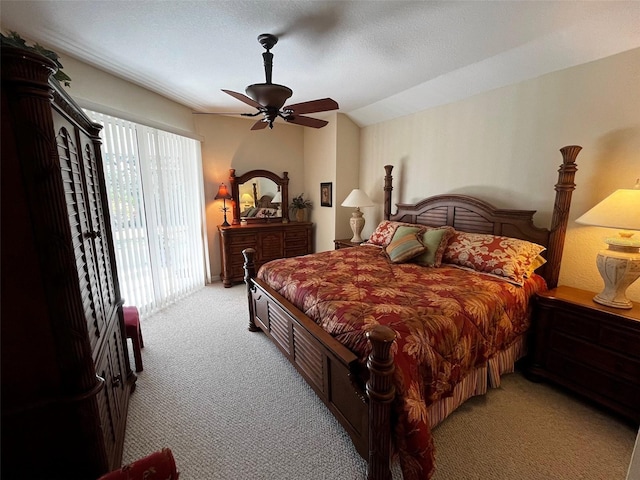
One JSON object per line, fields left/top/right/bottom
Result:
{"left": 257, "top": 245, "right": 546, "bottom": 479}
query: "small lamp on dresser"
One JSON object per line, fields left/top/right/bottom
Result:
{"left": 271, "top": 190, "right": 282, "bottom": 217}
{"left": 575, "top": 180, "right": 640, "bottom": 309}
{"left": 341, "top": 189, "right": 374, "bottom": 243}
{"left": 241, "top": 193, "right": 253, "bottom": 209}
{"left": 215, "top": 183, "right": 233, "bottom": 227}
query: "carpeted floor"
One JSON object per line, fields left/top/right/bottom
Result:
{"left": 122, "top": 284, "right": 637, "bottom": 479}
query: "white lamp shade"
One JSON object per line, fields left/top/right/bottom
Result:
{"left": 341, "top": 189, "right": 374, "bottom": 208}
{"left": 241, "top": 193, "right": 253, "bottom": 204}
{"left": 271, "top": 191, "right": 282, "bottom": 204}
{"left": 575, "top": 183, "right": 640, "bottom": 309}
{"left": 575, "top": 187, "right": 640, "bottom": 231}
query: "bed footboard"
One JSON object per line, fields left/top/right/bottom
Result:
{"left": 243, "top": 248, "right": 395, "bottom": 480}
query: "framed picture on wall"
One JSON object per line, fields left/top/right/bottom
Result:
{"left": 320, "top": 182, "right": 332, "bottom": 207}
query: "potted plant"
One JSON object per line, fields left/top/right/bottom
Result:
{"left": 290, "top": 194, "right": 312, "bottom": 222}
{"left": 1, "top": 31, "right": 72, "bottom": 87}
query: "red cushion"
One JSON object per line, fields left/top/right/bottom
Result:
{"left": 123, "top": 306, "right": 139, "bottom": 325}
{"left": 97, "top": 448, "right": 178, "bottom": 480}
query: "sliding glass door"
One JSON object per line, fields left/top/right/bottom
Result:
{"left": 87, "top": 111, "right": 208, "bottom": 316}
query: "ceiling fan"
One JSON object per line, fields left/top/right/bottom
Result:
{"left": 205, "top": 33, "right": 339, "bottom": 130}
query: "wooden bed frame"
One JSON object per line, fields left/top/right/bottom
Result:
{"left": 242, "top": 146, "right": 580, "bottom": 480}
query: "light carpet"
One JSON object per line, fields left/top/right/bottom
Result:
{"left": 122, "top": 284, "right": 637, "bottom": 479}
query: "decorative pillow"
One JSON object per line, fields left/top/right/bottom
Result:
{"left": 245, "top": 207, "right": 259, "bottom": 218}
{"left": 413, "top": 226, "right": 455, "bottom": 267}
{"left": 368, "top": 221, "right": 420, "bottom": 247}
{"left": 442, "top": 231, "right": 546, "bottom": 285}
{"left": 525, "top": 254, "right": 547, "bottom": 277}
{"left": 384, "top": 226, "right": 426, "bottom": 263}
{"left": 255, "top": 208, "right": 278, "bottom": 218}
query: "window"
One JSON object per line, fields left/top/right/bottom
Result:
{"left": 86, "top": 110, "right": 208, "bottom": 316}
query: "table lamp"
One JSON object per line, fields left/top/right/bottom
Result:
{"left": 215, "top": 183, "right": 233, "bottom": 227}
{"left": 241, "top": 193, "right": 253, "bottom": 209}
{"left": 271, "top": 190, "right": 282, "bottom": 217}
{"left": 575, "top": 180, "right": 640, "bottom": 309}
{"left": 341, "top": 189, "right": 374, "bottom": 243}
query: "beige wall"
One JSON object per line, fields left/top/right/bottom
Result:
{"left": 358, "top": 48, "right": 640, "bottom": 301}
{"left": 303, "top": 117, "right": 337, "bottom": 252}
{"left": 195, "top": 115, "right": 305, "bottom": 277}
{"left": 335, "top": 115, "right": 362, "bottom": 242}
{"left": 302, "top": 113, "right": 361, "bottom": 252}
{"left": 61, "top": 55, "right": 197, "bottom": 136}
{"left": 57, "top": 49, "right": 640, "bottom": 300}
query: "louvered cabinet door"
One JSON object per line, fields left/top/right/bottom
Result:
{"left": 95, "top": 339, "right": 120, "bottom": 470}
{"left": 79, "top": 130, "right": 119, "bottom": 322}
{"left": 53, "top": 110, "right": 107, "bottom": 353}
{"left": 95, "top": 318, "right": 130, "bottom": 470}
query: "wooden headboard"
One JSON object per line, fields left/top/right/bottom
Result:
{"left": 382, "top": 146, "right": 581, "bottom": 289}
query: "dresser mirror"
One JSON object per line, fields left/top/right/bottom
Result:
{"left": 229, "top": 169, "right": 289, "bottom": 224}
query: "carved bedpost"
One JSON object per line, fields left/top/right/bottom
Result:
{"left": 366, "top": 325, "right": 396, "bottom": 480}
{"left": 546, "top": 145, "right": 581, "bottom": 289}
{"left": 384, "top": 165, "right": 393, "bottom": 221}
{"left": 281, "top": 171, "right": 290, "bottom": 223}
{"left": 229, "top": 168, "right": 240, "bottom": 225}
{"left": 242, "top": 248, "right": 260, "bottom": 332}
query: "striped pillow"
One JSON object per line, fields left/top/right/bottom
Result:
{"left": 385, "top": 226, "right": 426, "bottom": 263}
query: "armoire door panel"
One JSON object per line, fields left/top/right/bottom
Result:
{"left": 95, "top": 352, "right": 118, "bottom": 470}
{"left": 108, "top": 318, "right": 127, "bottom": 420}
{"left": 53, "top": 112, "right": 107, "bottom": 348}
{"left": 80, "top": 133, "right": 118, "bottom": 319}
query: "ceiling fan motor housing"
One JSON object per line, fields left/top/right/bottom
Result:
{"left": 245, "top": 83, "right": 293, "bottom": 109}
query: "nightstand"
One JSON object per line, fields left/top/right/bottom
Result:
{"left": 528, "top": 286, "right": 640, "bottom": 423}
{"left": 334, "top": 238, "right": 363, "bottom": 250}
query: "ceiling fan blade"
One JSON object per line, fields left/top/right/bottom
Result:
{"left": 284, "top": 98, "right": 339, "bottom": 115}
{"left": 192, "top": 111, "right": 262, "bottom": 117}
{"left": 285, "top": 115, "right": 329, "bottom": 129}
{"left": 251, "top": 119, "right": 269, "bottom": 130}
{"left": 222, "top": 89, "right": 263, "bottom": 109}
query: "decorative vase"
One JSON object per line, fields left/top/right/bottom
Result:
{"left": 295, "top": 209, "right": 305, "bottom": 222}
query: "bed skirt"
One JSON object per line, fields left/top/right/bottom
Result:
{"left": 427, "top": 334, "right": 527, "bottom": 429}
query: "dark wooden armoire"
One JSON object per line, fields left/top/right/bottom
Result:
{"left": 1, "top": 47, "right": 135, "bottom": 479}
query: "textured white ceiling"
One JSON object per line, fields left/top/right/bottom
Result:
{"left": 2, "top": 1, "right": 639, "bottom": 127}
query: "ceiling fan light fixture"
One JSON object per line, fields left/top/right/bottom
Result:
{"left": 215, "top": 33, "right": 339, "bottom": 130}
{"left": 245, "top": 83, "right": 292, "bottom": 109}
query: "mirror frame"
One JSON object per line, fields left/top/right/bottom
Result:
{"left": 229, "top": 168, "right": 289, "bottom": 225}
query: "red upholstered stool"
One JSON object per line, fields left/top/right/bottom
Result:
{"left": 97, "top": 448, "right": 178, "bottom": 479}
{"left": 123, "top": 306, "right": 144, "bottom": 372}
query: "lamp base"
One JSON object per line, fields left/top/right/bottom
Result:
{"left": 349, "top": 208, "right": 365, "bottom": 243}
{"left": 221, "top": 206, "right": 230, "bottom": 227}
{"left": 593, "top": 244, "right": 640, "bottom": 309}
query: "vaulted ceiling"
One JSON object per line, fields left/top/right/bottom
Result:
{"left": 2, "top": 1, "right": 639, "bottom": 126}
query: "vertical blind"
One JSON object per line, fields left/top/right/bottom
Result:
{"left": 86, "top": 110, "right": 208, "bottom": 317}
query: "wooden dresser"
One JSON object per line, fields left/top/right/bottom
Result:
{"left": 1, "top": 47, "right": 134, "bottom": 478}
{"left": 529, "top": 286, "right": 640, "bottom": 423}
{"left": 219, "top": 222, "right": 313, "bottom": 287}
